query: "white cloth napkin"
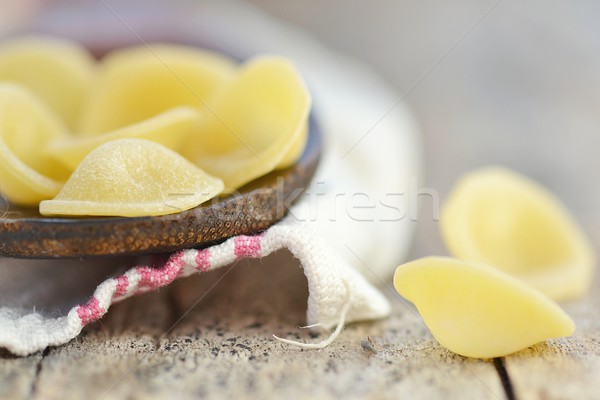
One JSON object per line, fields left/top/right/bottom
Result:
{"left": 0, "top": 218, "right": 391, "bottom": 356}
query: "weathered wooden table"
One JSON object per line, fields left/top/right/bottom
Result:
{"left": 2, "top": 1, "right": 600, "bottom": 399}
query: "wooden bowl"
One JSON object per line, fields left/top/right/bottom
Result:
{"left": 0, "top": 115, "right": 320, "bottom": 259}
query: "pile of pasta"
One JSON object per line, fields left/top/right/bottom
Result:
{"left": 0, "top": 37, "right": 310, "bottom": 217}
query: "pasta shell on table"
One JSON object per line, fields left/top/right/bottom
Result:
{"left": 0, "top": 36, "right": 96, "bottom": 130}
{"left": 48, "top": 107, "right": 202, "bottom": 171}
{"left": 182, "top": 56, "right": 311, "bottom": 190}
{"left": 394, "top": 257, "right": 575, "bottom": 359}
{"left": 0, "top": 83, "right": 70, "bottom": 206}
{"left": 440, "top": 167, "right": 596, "bottom": 301}
{"left": 78, "top": 44, "right": 237, "bottom": 134}
{"left": 39, "top": 139, "right": 224, "bottom": 217}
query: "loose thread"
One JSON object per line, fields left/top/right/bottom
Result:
{"left": 273, "top": 284, "right": 352, "bottom": 349}
{"left": 297, "top": 322, "right": 323, "bottom": 329}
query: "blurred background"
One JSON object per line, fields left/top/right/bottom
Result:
{"left": 244, "top": 0, "right": 600, "bottom": 256}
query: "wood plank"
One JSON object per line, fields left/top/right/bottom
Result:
{"left": 0, "top": 350, "right": 39, "bottom": 399}
{"left": 17, "top": 253, "right": 502, "bottom": 399}
{"left": 503, "top": 275, "right": 600, "bottom": 400}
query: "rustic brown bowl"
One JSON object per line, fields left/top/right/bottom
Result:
{"left": 0, "top": 115, "right": 320, "bottom": 259}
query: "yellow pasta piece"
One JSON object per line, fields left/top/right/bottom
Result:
{"left": 441, "top": 167, "right": 595, "bottom": 301}
{"left": 183, "top": 56, "right": 310, "bottom": 189}
{"left": 0, "top": 83, "right": 69, "bottom": 205}
{"left": 0, "top": 36, "right": 96, "bottom": 130}
{"left": 78, "top": 44, "right": 236, "bottom": 134}
{"left": 48, "top": 107, "right": 201, "bottom": 171}
{"left": 394, "top": 257, "right": 575, "bottom": 359}
{"left": 277, "top": 122, "right": 309, "bottom": 169}
{"left": 39, "top": 139, "right": 224, "bottom": 217}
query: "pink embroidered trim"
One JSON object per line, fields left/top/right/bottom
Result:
{"left": 114, "top": 275, "right": 129, "bottom": 297}
{"left": 137, "top": 252, "right": 184, "bottom": 290}
{"left": 195, "top": 249, "right": 211, "bottom": 272}
{"left": 74, "top": 233, "right": 265, "bottom": 327}
{"left": 234, "top": 235, "right": 262, "bottom": 258}
{"left": 76, "top": 297, "right": 104, "bottom": 325}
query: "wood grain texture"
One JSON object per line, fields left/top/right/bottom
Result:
{"left": 0, "top": 253, "right": 504, "bottom": 400}
{"left": 2, "top": 0, "right": 600, "bottom": 399}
